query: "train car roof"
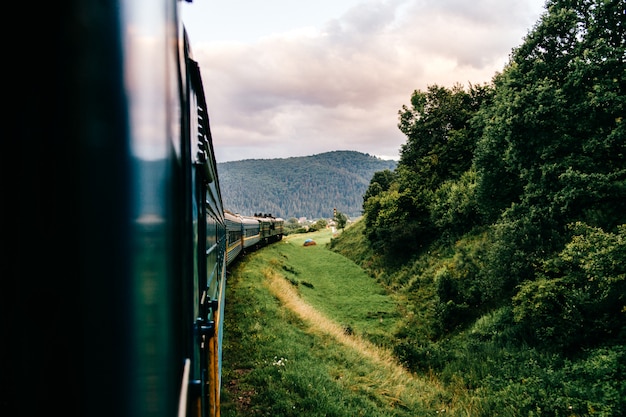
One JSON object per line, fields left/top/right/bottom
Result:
{"left": 240, "top": 215, "right": 260, "bottom": 225}
{"left": 225, "top": 212, "right": 263, "bottom": 225}
{"left": 224, "top": 211, "right": 240, "bottom": 222}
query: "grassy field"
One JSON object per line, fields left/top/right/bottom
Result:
{"left": 219, "top": 228, "right": 460, "bottom": 416}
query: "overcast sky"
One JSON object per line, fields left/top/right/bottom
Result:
{"left": 181, "top": 0, "right": 546, "bottom": 163}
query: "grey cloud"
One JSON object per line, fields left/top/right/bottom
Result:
{"left": 193, "top": 0, "right": 544, "bottom": 161}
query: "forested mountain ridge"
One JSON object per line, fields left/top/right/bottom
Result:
{"left": 217, "top": 151, "right": 397, "bottom": 219}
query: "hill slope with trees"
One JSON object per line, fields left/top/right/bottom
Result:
{"left": 217, "top": 150, "right": 397, "bottom": 220}
{"left": 330, "top": 0, "right": 625, "bottom": 415}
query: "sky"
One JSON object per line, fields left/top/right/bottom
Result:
{"left": 181, "top": 0, "right": 546, "bottom": 163}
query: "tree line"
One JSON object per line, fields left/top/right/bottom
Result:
{"left": 362, "top": 0, "right": 625, "bottom": 352}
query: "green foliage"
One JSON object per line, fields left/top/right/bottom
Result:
{"left": 333, "top": 210, "right": 348, "bottom": 230}
{"left": 471, "top": 83, "right": 524, "bottom": 222}
{"left": 513, "top": 222, "right": 626, "bottom": 350}
{"left": 362, "top": 183, "right": 430, "bottom": 259}
{"left": 283, "top": 217, "right": 302, "bottom": 235}
{"left": 398, "top": 83, "right": 491, "bottom": 188}
{"left": 476, "top": 345, "right": 626, "bottom": 416}
{"left": 477, "top": 208, "right": 565, "bottom": 305}
{"left": 430, "top": 232, "right": 492, "bottom": 335}
{"left": 429, "top": 167, "right": 481, "bottom": 238}
{"left": 363, "top": 169, "right": 397, "bottom": 203}
{"left": 473, "top": 0, "right": 626, "bottom": 289}
{"left": 315, "top": 218, "right": 327, "bottom": 229}
{"left": 363, "top": 83, "right": 493, "bottom": 259}
{"left": 308, "top": 218, "right": 328, "bottom": 232}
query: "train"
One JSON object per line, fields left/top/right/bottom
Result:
{"left": 225, "top": 213, "right": 284, "bottom": 266}
{"left": 4, "top": 1, "right": 281, "bottom": 417}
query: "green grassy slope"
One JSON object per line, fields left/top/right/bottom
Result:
{"left": 220, "top": 228, "right": 456, "bottom": 416}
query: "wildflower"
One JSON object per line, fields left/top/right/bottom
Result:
{"left": 272, "top": 356, "right": 287, "bottom": 366}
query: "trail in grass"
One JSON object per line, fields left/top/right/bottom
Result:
{"left": 263, "top": 267, "right": 442, "bottom": 396}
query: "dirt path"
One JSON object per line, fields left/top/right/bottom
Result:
{"left": 263, "top": 267, "right": 444, "bottom": 399}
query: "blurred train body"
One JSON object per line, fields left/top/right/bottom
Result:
{"left": 5, "top": 1, "right": 280, "bottom": 417}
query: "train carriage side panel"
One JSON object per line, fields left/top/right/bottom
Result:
{"left": 9, "top": 1, "right": 229, "bottom": 417}
{"left": 224, "top": 212, "right": 243, "bottom": 265}
{"left": 258, "top": 217, "right": 271, "bottom": 243}
{"left": 241, "top": 215, "right": 261, "bottom": 249}
{"left": 271, "top": 217, "right": 285, "bottom": 242}
{"left": 188, "top": 44, "right": 227, "bottom": 417}
{"left": 9, "top": 1, "right": 285, "bottom": 417}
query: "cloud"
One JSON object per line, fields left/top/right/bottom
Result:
{"left": 191, "top": 0, "right": 544, "bottom": 162}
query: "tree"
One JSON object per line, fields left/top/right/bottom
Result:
{"left": 309, "top": 218, "right": 327, "bottom": 232}
{"left": 473, "top": 0, "right": 626, "bottom": 293}
{"left": 479, "top": 0, "right": 625, "bottom": 222}
{"left": 334, "top": 210, "right": 348, "bottom": 230}
{"left": 363, "top": 169, "right": 397, "bottom": 204}
{"left": 429, "top": 167, "right": 481, "bottom": 237}
{"left": 362, "top": 83, "right": 491, "bottom": 258}
{"left": 512, "top": 222, "right": 626, "bottom": 350}
{"left": 398, "top": 83, "right": 489, "bottom": 189}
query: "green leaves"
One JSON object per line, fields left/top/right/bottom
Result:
{"left": 471, "top": 0, "right": 626, "bottom": 300}
{"left": 364, "top": 83, "right": 493, "bottom": 258}
{"left": 513, "top": 222, "right": 626, "bottom": 349}
{"left": 362, "top": 0, "right": 625, "bottom": 352}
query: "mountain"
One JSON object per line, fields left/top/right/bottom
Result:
{"left": 216, "top": 150, "right": 397, "bottom": 220}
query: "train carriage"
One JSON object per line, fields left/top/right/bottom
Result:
{"left": 258, "top": 216, "right": 272, "bottom": 242}
{"left": 10, "top": 0, "right": 235, "bottom": 416}
{"left": 269, "top": 217, "right": 285, "bottom": 242}
{"left": 254, "top": 214, "right": 285, "bottom": 244}
{"left": 241, "top": 215, "right": 262, "bottom": 250}
{"left": 224, "top": 214, "right": 283, "bottom": 265}
{"left": 7, "top": 1, "right": 283, "bottom": 416}
{"left": 224, "top": 212, "right": 243, "bottom": 265}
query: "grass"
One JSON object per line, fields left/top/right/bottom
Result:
{"left": 220, "top": 228, "right": 456, "bottom": 416}
{"left": 221, "top": 225, "right": 626, "bottom": 416}
{"left": 275, "top": 229, "right": 402, "bottom": 347}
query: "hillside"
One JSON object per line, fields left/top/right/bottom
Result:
{"left": 217, "top": 150, "right": 397, "bottom": 220}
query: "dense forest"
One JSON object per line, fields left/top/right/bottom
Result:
{"left": 331, "top": 0, "right": 624, "bottom": 414}
{"left": 217, "top": 151, "right": 396, "bottom": 219}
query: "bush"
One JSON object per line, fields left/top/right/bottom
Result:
{"left": 513, "top": 222, "right": 626, "bottom": 350}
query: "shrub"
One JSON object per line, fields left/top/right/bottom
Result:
{"left": 513, "top": 222, "right": 626, "bottom": 350}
